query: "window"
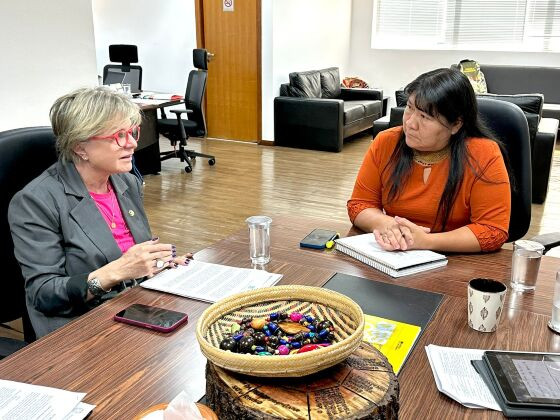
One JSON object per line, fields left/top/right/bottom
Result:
{"left": 371, "top": 0, "right": 560, "bottom": 52}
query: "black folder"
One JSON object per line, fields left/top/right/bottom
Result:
{"left": 323, "top": 272, "right": 443, "bottom": 374}
{"left": 323, "top": 272, "right": 444, "bottom": 331}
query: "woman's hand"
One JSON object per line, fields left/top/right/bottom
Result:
{"left": 99, "top": 238, "right": 175, "bottom": 288}
{"left": 374, "top": 216, "right": 431, "bottom": 251}
{"left": 169, "top": 253, "right": 194, "bottom": 268}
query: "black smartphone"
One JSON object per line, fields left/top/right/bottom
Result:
{"left": 114, "top": 303, "right": 188, "bottom": 333}
{"left": 300, "top": 229, "right": 339, "bottom": 249}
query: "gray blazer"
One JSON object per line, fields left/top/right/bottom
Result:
{"left": 8, "top": 160, "right": 152, "bottom": 338}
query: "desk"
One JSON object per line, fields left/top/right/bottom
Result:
{"left": 133, "top": 98, "right": 182, "bottom": 175}
{"left": 0, "top": 216, "right": 559, "bottom": 419}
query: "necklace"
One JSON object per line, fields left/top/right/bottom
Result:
{"left": 413, "top": 145, "right": 451, "bottom": 166}
{"left": 107, "top": 182, "right": 117, "bottom": 229}
{"left": 92, "top": 182, "right": 117, "bottom": 230}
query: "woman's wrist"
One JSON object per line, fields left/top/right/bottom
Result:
{"left": 89, "top": 262, "right": 122, "bottom": 291}
{"left": 354, "top": 208, "right": 393, "bottom": 233}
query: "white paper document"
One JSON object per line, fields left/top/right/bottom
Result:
{"left": 131, "top": 98, "right": 172, "bottom": 106}
{"left": 425, "top": 344, "right": 501, "bottom": 411}
{"left": 0, "top": 379, "right": 92, "bottom": 420}
{"left": 141, "top": 260, "right": 283, "bottom": 303}
{"left": 62, "top": 403, "right": 95, "bottom": 420}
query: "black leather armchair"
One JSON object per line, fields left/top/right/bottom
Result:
{"left": 274, "top": 67, "right": 383, "bottom": 152}
{"left": 374, "top": 91, "right": 558, "bottom": 204}
{"left": 0, "top": 127, "right": 57, "bottom": 355}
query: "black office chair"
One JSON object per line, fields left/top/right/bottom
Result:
{"left": 0, "top": 127, "right": 58, "bottom": 355}
{"left": 103, "top": 44, "right": 142, "bottom": 94}
{"left": 158, "top": 49, "right": 216, "bottom": 173}
{"left": 477, "top": 98, "right": 531, "bottom": 242}
{"left": 477, "top": 98, "right": 560, "bottom": 250}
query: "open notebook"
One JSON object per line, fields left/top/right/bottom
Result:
{"left": 335, "top": 234, "right": 447, "bottom": 277}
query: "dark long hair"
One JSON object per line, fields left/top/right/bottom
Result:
{"left": 386, "top": 68, "right": 508, "bottom": 232}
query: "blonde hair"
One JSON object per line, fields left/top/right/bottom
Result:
{"left": 49, "top": 86, "right": 142, "bottom": 162}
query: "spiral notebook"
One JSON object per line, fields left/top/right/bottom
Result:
{"left": 335, "top": 234, "right": 447, "bottom": 277}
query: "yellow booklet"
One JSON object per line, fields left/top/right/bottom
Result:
{"left": 362, "top": 314, "right": 421, "bottom": 374}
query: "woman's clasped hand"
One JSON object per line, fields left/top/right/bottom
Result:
{"left": 373, "top": 216, "right": 431, "bottom": 251}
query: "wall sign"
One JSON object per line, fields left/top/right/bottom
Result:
{"left": 223, "top": 0, "right": 234, "bottom": 12}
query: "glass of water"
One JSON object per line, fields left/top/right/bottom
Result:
{"left": 549, "top": 271, "right": 560, "bottom": 334}
{"left": 246, "top": 216, "right": 272, "bottom": 265}
{"left": 122, "top": 83, "right": 132, "bottom": 97}
{"left": 510, "top": 240, "right": 544, "bottom": 292}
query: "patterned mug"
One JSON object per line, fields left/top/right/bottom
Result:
{"left": 468, "top": 278, "right": 507, "bottom": 333}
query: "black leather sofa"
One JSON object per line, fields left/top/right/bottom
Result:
{"left": 274, "top": 67, "right": 383, "bottom": 152}
{"left": 475, "top": 64, "right": 560, "bottom": 123}
{"left": 373, "top": 92, "right": 558, "bottom": 204}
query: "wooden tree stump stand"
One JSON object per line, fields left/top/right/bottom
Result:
{"left": 205, "top": 342, "right": 399, "bottom": 419}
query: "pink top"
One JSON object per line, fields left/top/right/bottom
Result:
{"left": 90, "top": 185, "right": 135, "bottom": 253}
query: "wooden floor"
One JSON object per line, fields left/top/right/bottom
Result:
{"left": 2, "top": 134, "right": 559, "bottom": 340}
{"left": 150, "top": 134, "right": 560, "bottom": 256}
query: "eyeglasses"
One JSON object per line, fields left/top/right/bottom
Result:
{"left": 90, "top": 126, "right": 141, "bottom": 147}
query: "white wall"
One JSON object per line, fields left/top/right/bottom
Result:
{"left": 349, "top": 0, "right": 560, "bottom": 109}
{"left": 261, "top": 0, "right": 353, "bottom": 141}
{"left": 0, "top": 0, "right": 98, "bottom": 131}
{"left": 92, "top": 0, "right": 197, "bottom": 95}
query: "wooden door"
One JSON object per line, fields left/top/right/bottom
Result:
{"left": 196, "top": 0, "right": 261, "bottom": 142}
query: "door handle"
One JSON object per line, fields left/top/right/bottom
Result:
{"left": 207, "top": 52, "right": 215, "bottom": 62}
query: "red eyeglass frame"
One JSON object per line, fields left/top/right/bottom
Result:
{"left": 90, "top": 125, "right": 141, "bottom": 147}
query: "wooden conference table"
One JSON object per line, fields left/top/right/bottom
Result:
{"left": 1, "top": 216, "right": 559, "bottom": 419}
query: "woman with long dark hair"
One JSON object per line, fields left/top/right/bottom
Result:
{"left": 347, "top": 68, "right": 511, "bottom": 252}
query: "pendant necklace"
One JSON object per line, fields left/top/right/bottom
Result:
{"left": 107, "top": 182, "right": 117, "bottom": 229}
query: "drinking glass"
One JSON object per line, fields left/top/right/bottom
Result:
{"left": 510, "top": 240, "right": 544, "bottom": 292}
{"left": 549, "top": 271, "right": 560, "bottom": 334}
{"left": 246, "top": 216, "right": 271, "bottom": 265}
{"left": 122, "top": 83, "right": 132, "bottom": 97}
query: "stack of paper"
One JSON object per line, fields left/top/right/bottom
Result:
{"left": 425, "top": 344, "right": 501, "bottom": 411}
{"left": 137, "top": 92, "right": 183, "bottom": 100}
{"left": 141, "top": 260, "right": 283, "bottom": 303}
{"left": 0, "top": 380, "right": 94, "bottom": 419}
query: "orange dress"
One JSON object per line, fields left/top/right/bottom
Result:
{"left": 347, "top": 127, "right": 511, "bottom": 251}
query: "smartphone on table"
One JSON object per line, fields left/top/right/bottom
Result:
{"left": 114, "top": 303, "right": 188, "bottom": 333}
{"left": 300, "top": 229, "right": 339, "bottom": 249}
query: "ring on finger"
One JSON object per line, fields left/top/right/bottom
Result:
{"left": 155, "top": 259, "right": 164, "bottom": 269}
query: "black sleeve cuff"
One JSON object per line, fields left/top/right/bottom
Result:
{"left": 66, "top": 273, "right": 89, "bottom": 306}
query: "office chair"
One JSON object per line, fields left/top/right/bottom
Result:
{"left": 478, "top": 98, "right": 531, "bottom": 242}
{"left": 0, "top": 127, "right": 58, "bottom": 355}
{"left": 158, "top": 49, "right": 216, "bottom": 173}
{"left": 477, "top": 98, "right": 560, "bottom": 251}
{"left": 103, "top": 44, "right": 142, "bottom": 94}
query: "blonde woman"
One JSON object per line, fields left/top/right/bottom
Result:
{"left": 9, "top": 87, "right": 190, "bottom": 338}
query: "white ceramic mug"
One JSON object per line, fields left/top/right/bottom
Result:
{"left": 468, "top": 278, "right": 507, "bottom": 333}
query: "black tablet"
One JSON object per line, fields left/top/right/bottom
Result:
{"left": 483, "top": 351, "right": 560, "bottom": 408}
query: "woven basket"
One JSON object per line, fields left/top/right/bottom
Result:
{"left": 196, "top": 285, "right": 364, "bottom": 377}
